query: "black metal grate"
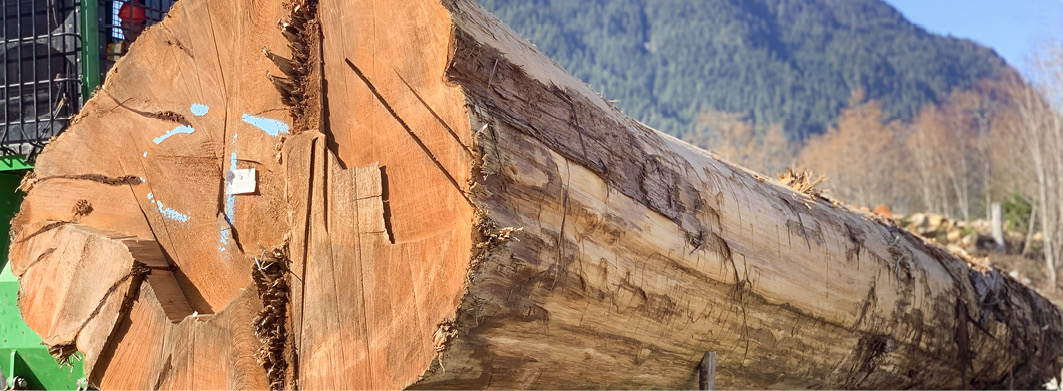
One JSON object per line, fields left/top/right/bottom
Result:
{"left": 1, "top": 0, "right": 81, "bottom": 158}
{"left": 100, "top": 0, "right": 173, "bottom": 76}
{"left": 0, "top": 0, "right": 174, "bottom": 161}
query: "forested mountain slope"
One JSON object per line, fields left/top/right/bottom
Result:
{"left": 479, "top": 0, "right": 1010, "bottom": 139}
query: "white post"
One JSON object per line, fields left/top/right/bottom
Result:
{"left": 992, "top": 202, "right": 1005, "bottom": 252}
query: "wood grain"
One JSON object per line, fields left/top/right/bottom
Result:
{"left": 7, "top": 0, "right": 1062, "bottom": 388}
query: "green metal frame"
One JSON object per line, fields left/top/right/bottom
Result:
{"left": 0, "top": 273, "right": 87, "bottom": 390}
{"left": 0, "top": 1, "right": 106, "bottom": 387}
{"left": 0, "top": 173, "right": 86, "bottom": 389}
{"left": 0, "top": 156, "right": 33, "bottom": 172}
{"left": 80, "top": 0, "right": 102, "bottom": 98}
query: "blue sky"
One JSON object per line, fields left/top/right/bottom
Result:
{"left": 885, "top": 0, "right": 1063, "bottom": 73}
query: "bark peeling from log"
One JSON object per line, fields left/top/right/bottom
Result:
{"left": 252, "top": 244, "right": 291, "bottom": 390}
{"left": 36, "top": 174, "right": 143, "bottom": 187}
{"left": 270, "top": 0, "right": 320, "bottom": 133}
{"left": 265, "top": 0, "right": 318, "bottom": 387}
{"left": 447, "top": 28, "right": 700, "bottom": 236}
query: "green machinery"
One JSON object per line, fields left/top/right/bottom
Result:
{"left": 0, "top": 170, "right": 85, "bottom": 389}
{"left": 0, "top": 0, "right": 173, "bottom": 388}
{"left": 1, "top": 0, "right": 87, "bottom": 384}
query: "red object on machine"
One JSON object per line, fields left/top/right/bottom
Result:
{"left": 118, "top": 1, "right": 146, "bottom": 22}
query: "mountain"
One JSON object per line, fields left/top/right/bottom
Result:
{"left": 477, "top": 0, "right": 1011, "bottom": 140}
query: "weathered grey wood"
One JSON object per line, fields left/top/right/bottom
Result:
{"left": 699, "top": 352, "right": 716, "bottom": 391}
{"left": 992, "top": 202, "right": 1005, "bottom": 251}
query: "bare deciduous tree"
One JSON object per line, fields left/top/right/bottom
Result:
{"left": 1001, "top": 43, "right": 1063, "bottom": 290}
{"left": 686, "top": 108, "right": 793, "bottom": 175}
{"left": 798, "top": 90, "right": 902, "bottom": 209}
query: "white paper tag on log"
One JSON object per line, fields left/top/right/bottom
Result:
{"left": 225, "top": 168, "right": 256, "bottom": 195}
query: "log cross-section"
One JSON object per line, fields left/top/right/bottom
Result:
{"left": 7, "top": 0, "right": 1063, "bottom": 388}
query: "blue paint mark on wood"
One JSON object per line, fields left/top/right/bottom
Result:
{"left": 219, "top": 225, "right": 231, "bottom": 251}
{"left": 221, "top": 132, "right": 239, "bottom": 248}
{"left": 241, "top": 114, "right": 290, "bottom": 136}
{"left": 225, "top": 152, "right": 237, "bottom": 224}
{"left": 143, "top": 152, "right": 148, "bottom": 158}
{"left": 146, "top": 192, "right": 189, "bottom": 222}
{"left": 156, "top": 201, "right": 190, "bottom": 222}
{"left": 153, "top": 125, "right": 195, "bottom": 144}
{"left": 191, "top": 103, "right": 209, "bottom": 116}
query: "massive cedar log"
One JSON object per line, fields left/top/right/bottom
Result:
{"left": 8, "top": 0, "right": 1063, "bottom": 388}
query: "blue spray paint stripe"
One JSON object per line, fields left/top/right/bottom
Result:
{"left": 157, "top": 202, "right": 190, "bottom": 222}
{"left": 225, "top": 151, "right": 237, "bottom": 224}
{"left": 219, "top": 228, "right": 231, "bottom": 250}
{"left": 221, "top": 131, "right": 238, "bottom": 247}
{"left": 153, "top": 125, "right": 195, "bottom": 144}
{"left": 225, "top": 195, "right": 236, "bottom": 225}
{"left": 191, "top": 103, "right": 209, "bottom": 116}
{"left": 146, "top": 192, "right": 189, "bottom": 222}
{"left": 242, "top": 114, "right": 290, "bottom": 136}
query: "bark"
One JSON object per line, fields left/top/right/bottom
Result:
{"left": 8, "top": 0, "right": 1063, "bottom": 389}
